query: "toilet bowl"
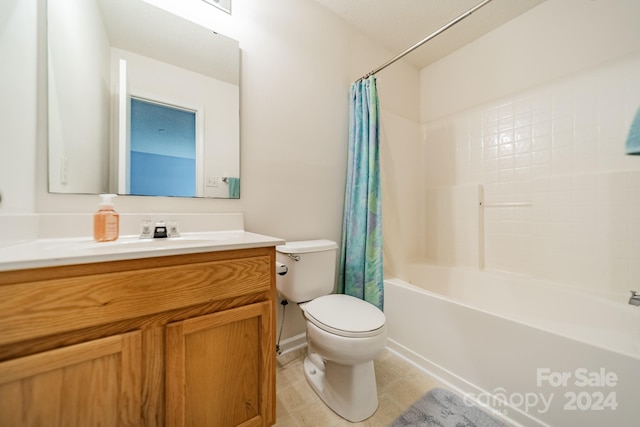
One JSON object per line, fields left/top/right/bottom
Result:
{"left": 301, "top": 294, "right": 387, "bottom": 422}
{"left": 275, "top": 240, "right": 387, "bottom": 422}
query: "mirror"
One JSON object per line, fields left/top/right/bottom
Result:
{"left": 47, "top": 0, "right": 240, "bottom": 198}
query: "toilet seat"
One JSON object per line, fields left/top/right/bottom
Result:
{"left": 303, "top": 294, "right": 386, "bottom": 338}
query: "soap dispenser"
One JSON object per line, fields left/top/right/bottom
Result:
{"left": 94, "top": 194, "right": 119, "bottom": 242}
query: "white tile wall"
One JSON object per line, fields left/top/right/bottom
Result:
{"left": 422, "top": 53, "right": 640, "bottom": 298}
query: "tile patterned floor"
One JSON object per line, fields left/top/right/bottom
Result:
{"left": 274, "top": 348, "right": 441, "bottom": 427}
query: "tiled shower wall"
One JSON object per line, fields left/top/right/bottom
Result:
{"left": 422, "top": 52, "right": 640, "bottom": 298}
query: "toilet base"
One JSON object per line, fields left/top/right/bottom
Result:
{"left": 303, "top": 350, "right": 379, "bottom": 422}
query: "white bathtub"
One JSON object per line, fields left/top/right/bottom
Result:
{"left": 384, "top": 265, "right": 640, "bottom": 427}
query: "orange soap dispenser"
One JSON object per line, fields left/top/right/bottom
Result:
{"left": 94, "top": 194, "right": 119, "bottom": 242}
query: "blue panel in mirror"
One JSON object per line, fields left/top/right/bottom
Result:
{"left": 130, "top": 99, "right": 196, "bottom": 197}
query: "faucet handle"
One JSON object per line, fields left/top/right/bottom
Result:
{"left": 168, "top": 220, "right": 181, "bottom": 237}
{"left": 139, "top": 220, "right": 154, "bottom": 239}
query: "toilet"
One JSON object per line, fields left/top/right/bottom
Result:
{"left": 275, "top": 240, "right": 387, "bottom": 422}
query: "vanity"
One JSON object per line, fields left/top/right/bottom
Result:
{"left": 0, "top": 226, "right": 283, "bottom": 427}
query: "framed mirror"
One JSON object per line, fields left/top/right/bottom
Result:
{"left": 47, "top": 0, "right": 240, "bottom": 198}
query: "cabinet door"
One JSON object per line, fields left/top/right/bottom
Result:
{"left": 0, "top": 331, "right": 142, "bottom": 427}
{"left": 166, "top": 301, "right": 274, "bottom": 427}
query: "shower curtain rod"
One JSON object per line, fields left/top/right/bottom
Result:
{"left": 356, "top": 0, "right": 494, "bottom": 82}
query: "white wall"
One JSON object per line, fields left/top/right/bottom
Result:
{"left": 417, "top": 0, "right": 640, "bottom": 299}
{"left": 2, "top": 0, "right": 420, "bottom": 341}
{"left": 0, "top": 0, "right": 37, "bottom": 213}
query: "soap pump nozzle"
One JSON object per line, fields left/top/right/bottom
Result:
{"left": 99, "top": 193, "right": 116, "bottom": 209}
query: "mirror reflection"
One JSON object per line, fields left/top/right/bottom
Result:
{"left": 47, "top": 0, "right": 240, "bottom": 198}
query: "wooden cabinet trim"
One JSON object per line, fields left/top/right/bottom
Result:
{"left": 0, "top": 254, "right": 273, "bottom": 346}
{"left": 0, "top": 247, "right": 274, "bottom": 285}
{"left": 0, "top": 332, "right": 137, "bottom": 384}
{"left": 178, "top": 300, "right": 265, "bottom": 334}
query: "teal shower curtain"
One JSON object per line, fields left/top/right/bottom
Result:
{"left": 338, "top": 76, "right": 384, "bottom": 311}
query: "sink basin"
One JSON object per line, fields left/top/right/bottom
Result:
{"left": 41, "top": 232, "right": 242, "bottom": 253}
{"left": 120, "top": 233, "right": 233, "bottom": 244}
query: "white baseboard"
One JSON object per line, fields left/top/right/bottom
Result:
{"left": 277, "top": 332, "right": 307, "bottom": 355}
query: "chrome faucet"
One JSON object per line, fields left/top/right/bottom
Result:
{"left": 629, "top": 291, "right": 640, "bottom": 306}
{"left": 139, "top": 220, "right": 180, "bottom": 239}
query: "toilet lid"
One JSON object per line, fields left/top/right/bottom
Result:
{"left": 304, "top": 294, "right": 386, "bottom": 338}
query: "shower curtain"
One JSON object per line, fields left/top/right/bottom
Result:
{"left": 338, "top": 76, "right": 384, "bottom": 311}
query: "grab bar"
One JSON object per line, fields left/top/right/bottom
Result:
{"left": 480, "top": 202, "right": 532, "bottom": 208}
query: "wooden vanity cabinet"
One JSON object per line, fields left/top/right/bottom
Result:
{"left": 0, "top": 247, "right": 276, "bottom": 427}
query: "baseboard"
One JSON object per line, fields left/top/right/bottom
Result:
{"left": 386, "top": 339, "right": 549, "bottom": 427}
{"left": 276, "top": 332, "right": 307, "bottom": 355}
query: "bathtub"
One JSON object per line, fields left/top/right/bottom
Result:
{"left": 384, "top": 265, "right": 640, "bottom": 427}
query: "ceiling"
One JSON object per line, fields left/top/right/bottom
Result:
{"left": 311, "top": 0, "right": 545, "bottom": 71}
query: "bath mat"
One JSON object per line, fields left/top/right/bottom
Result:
{"left": 389, "top": 388, "right": 509, "bottom": 427}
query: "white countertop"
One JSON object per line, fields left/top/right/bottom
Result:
{"left": 0, "top": 231, "right": 285, "bottom": 272}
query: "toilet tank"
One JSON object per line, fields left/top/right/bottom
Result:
{"left": 275, "top": 240, "right": 339, "bottom": 303}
